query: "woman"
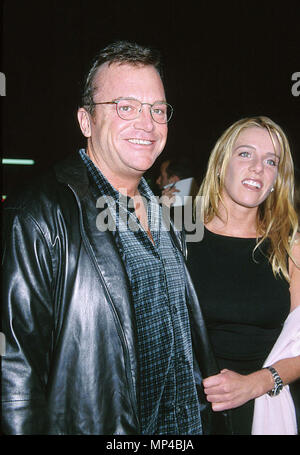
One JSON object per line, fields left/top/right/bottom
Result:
{"left": 187, "top": 116, "right": 300, "bottom": 434}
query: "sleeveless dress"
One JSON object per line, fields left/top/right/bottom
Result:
{"left": 187, "top": 227, "right": 291, "bottom": 434}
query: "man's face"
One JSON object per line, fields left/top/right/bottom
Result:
{"left": 79, "top": 62, "right": 168, "bottom": 183}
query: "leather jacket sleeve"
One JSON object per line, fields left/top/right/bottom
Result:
{"left": 2, "top": 207, "right": 55, "bottom": 434}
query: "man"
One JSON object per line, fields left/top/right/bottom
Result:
{"left": 155, "top": 158, "right": 199, "bottom": 239}
{"left": 156, "top": 157, "right": 198, "bottom": 204}
{"left": 2, "top": 41, "right": 230, "bottom": 435}
{"left": 156, "top": 159, "right": 171, "bottom": 190}
{"left": 156, "top": 158, "right": 194, "bottom": 191}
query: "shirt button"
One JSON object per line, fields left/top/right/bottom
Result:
{"left": 172, "top": 305, "right": 177, "bottom": 314}
{"left": 177, "top": 405, "right": 184, "bottom": 416}
{"left": 165, "top": 401, "right": 175, "bottom": 411}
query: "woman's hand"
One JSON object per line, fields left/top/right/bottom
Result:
{"left": 203, "top": 368, "right": 273, "bottom": 411}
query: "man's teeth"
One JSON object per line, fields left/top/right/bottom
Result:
{"left": 243, "top": 179, "right": 261, "bottom": 189}
{"left": 128, "top": 139, "right": 152, "bottom": 145}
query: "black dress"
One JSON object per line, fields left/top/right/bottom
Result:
{"left": 187, "top": 227, "right": 291, "bottom": 434}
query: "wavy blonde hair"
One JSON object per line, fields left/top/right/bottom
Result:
{"left": 197, "top": 116, "right": 299, "bottom": 282}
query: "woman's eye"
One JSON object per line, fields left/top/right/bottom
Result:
{"left": 239, "top": 151, "right": 250, "bottom": 158}
{"left": 266, "top": 159, "right": 276, "bottom": 166}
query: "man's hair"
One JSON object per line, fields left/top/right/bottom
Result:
{"left": 166, "top": 158, "right": 194, "bottom": 180}
{"left": 81, "top": 40, "right": 164, "bottom": 114}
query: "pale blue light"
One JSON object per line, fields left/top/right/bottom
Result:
{"left": 2, "top": 158, "right": 35, "bottom": 165}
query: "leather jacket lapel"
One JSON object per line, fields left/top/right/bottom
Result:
{"left": 55, "top": 154, "right": 139, "bottom": 413}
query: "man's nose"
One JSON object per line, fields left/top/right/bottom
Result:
{"left": 133, "top": 105, "right": 154, "bottom": 131}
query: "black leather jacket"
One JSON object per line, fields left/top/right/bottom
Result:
{"left": 1, "top": 153, "right": 231, "bottom": 435}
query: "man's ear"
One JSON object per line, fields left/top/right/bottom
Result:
{"left": 77, "top": 108, "right": 92, "bottom": 138}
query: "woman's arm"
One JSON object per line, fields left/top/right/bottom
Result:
{"left": 289, "top": 233, "right": 300, "bottom": 312}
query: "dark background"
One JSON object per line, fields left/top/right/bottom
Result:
{"left": 1, "top": 0, "right": 300, "bottom": 198}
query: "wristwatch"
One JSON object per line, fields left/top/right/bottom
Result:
{"left": 265, "top": 366, "right": 284, "bottom": 397}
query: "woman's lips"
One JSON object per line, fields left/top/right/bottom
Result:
{"left": 242, "top": 178, "right": 263, "bottom": 190}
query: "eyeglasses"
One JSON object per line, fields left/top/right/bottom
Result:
{"left": 91, "top": 97, "right": 173, "bottom": 124}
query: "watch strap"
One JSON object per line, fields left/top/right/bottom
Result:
{"left": 265, "top": 366, "right": 284, "bottom": 397}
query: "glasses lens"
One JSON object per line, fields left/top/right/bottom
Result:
{"left": 117, "top": 99, "right": 140, "bottom": 120}
{"left": 116, "top": 99, "right": 173, "bottom": 123}
{"left": 151, "top": 102, "right": 173, "bottom": 123}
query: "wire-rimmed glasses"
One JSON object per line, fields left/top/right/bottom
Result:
{"left": 91, "top": 97, "right": 173, "bottom": 124}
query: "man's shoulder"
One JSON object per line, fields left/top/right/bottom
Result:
{"left": 3, "top": 153, "right": 88, "bottom": 219}
{"left": 4, "top": 168, "right": 65, "bottom": 215}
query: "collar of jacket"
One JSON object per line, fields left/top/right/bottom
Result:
{"left": 54, "top": 152, "right": 187, "bottom": 256}
{"left": 55, "top": 152, "right": 91, "bottom": 199}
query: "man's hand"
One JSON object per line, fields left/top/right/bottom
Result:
{"left": 160, "top": 185, "right": 179, "bottom": 207}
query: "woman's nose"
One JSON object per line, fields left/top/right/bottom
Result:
{"left": 249, "top": 156, "right": 263, "bottom": 173}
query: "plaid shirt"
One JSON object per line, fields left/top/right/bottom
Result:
{"left": 80, "top": 149, "right": 202, "bottom": 435}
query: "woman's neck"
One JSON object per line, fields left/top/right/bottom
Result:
{"left": 206, "top": 202, "right": 259, "bottom": 238}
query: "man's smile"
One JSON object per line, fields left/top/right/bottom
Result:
{"left": 127, "top": 138, "right": 154, "bottom": 145}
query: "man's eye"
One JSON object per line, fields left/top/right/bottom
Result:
{"left": 152, "top": 106, "right": 166, "bottom": 116}
{"left": 119, "top": 105, "right": 134, "bottom": 112}
{"left": 153, "top": 108, "right": 164, "bottom": 115}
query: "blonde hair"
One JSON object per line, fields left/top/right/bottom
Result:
{"left": 197, "top": 116, "right": 299, "bottom": 282}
